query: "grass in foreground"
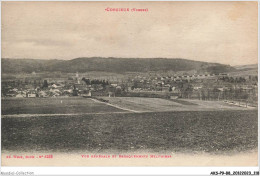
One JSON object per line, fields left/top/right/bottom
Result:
{"left": 1, "top": 110, "right": 257, "bottom": 154}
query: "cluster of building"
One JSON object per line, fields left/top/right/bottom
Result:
{"left": 1, "top": 72, "right": 258, "bottom": 103}
{"left": 2, "top": 72, "right": 119, "bottom": 98}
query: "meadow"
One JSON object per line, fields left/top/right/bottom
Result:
{"left": 2, "top": 97, "right": 252, "bottom": 115}
{"left": 100, "top": 97, "right": 249, "bottom": 112}
{"left": 2, "top": 97, "right": 124, "bottom": 115}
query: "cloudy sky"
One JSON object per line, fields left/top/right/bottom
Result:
{"left": 2, "top": 1, "right": 258, "bottom": 66}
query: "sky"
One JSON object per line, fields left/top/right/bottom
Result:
{"left": 2, "top": 1, "right": 258, "bottom": 66}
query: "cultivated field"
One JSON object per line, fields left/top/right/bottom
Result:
{"left": 1, "top": 97, "right": 257, "bottom": 155}
{"left": 1, "top": 110, "right": 257, "bottom": 154}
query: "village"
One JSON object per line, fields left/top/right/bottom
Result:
{"left": 1, "top": 71, "right": 258, "bottom": 106}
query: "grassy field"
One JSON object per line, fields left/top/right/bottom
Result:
{"left": 2, "top": 97, "right": 125, "bottom": 115}
{"left": 101, "top": 97, "right": 249, "bottom": 112}
{"left": 1, "top": 110, "right": 257, "bottom": 154}
{"left": 2, "top": 97, "right": 252, "bottom": 115}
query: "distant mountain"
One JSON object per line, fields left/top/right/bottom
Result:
{"left": 227, "top": 64, "right": 258, "bottom": 77}
{"left": 1, "top": 57, "right": 236, "bottom": 74}
{"left": 234, "top": 64, "right": 258, "bottom": 71}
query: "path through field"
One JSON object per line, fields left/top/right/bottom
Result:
{"left": 90, "top": 98, "right": 141, "bottom": 113}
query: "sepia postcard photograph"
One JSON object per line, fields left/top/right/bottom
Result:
{"left": 1, "top": 1, "right": 259, "bottom": 170}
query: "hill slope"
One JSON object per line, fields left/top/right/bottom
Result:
{"left": 234, "top": 64, "right": 258, "bottom": 71}
{"left": 1, "top": 57, "right": 236, "bottom": 74}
